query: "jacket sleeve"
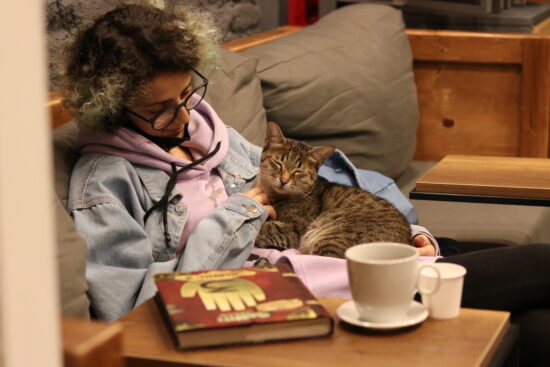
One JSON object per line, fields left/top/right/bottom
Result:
{"left": 71, "top": 200, "right": 179, "bottom": 321}
{"left": 177, "top": 193, "right": 269, "bottom": 272}
{"left": 68, "top": 154, "right": 181, "bottom": 321}
{"left": 174, "top": 125, "right": 268, "bottom": 272}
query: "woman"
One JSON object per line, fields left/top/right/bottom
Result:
{"left": 64, "top": 2, "right": 435, "bottom": 319}
{"left": 64, "top": 4, "right": 549, "bottom": 365}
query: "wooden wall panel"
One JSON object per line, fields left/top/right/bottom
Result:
{"left": 408, "top": 29, "right": 550, "bottom": 161}
{"left": 413, "top": 62, "right": 522, "bottom": 160}
{"left": 409, "top": 30, "right": 523, "bottom": 64}
{"left": 519, "top": 37, "right": 550, "bottom": 157}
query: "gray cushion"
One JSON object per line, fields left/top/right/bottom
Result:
{"left": 53, "top": 121, "right": 80, "bottom": 207}
{"left": 53, "top": 121, "right": 90, "bottom": 318}
{"left": 202, "top": 48, "right": 267, "bottom": 147}
{"left": 54, "top": 196, "right": 90, "bottom": 318}
{"left": 242, "top": 4, "right": 418, "bottom": 179}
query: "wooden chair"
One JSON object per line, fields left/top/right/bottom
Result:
{"left": 62, "top": 318, "right": 124, "bottom": 367}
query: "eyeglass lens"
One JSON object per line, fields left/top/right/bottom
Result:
{"left": 153, "top": 83, "right": 207, "bottom": 130}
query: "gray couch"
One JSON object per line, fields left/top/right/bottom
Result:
{"left": 53, "top": 3, "right": 550, "bottom": 318}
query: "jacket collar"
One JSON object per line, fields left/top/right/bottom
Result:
{"left": 216, "top": 146, "right": 258, "bottom": 181}
{"left": 133, "top": 145, "right": 259, "bottom": 203}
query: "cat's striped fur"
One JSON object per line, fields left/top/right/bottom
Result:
{"left": 255, "top": 122, "right": 411, "bottom": 259}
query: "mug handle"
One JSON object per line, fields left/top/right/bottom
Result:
{"left": 416, "top": 264, "right": 441, "bottom": 296}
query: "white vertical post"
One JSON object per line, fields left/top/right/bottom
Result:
{"left": 0, "top": 1, "right": 61, "bottom": 367}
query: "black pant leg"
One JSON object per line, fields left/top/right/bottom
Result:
{"left": 437, "top": 243, "right": 550, "bottom": 367}
{"left": 512, "top": 309, "right": 550, "bottom": 367}
{"left": 437, "top": 243, "right": 550, "bottom": 312}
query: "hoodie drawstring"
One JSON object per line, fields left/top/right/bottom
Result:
{"left": 143, "top": 142, "right": 221, "bottom": 249}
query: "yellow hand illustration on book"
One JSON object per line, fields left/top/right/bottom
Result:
{"left": 180, "top": 278, "right": 266, "bottom": 312}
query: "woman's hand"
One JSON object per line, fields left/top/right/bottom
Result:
{"left": 242, "top": 187, "right": 277, "bottom": 219}
{"left": 412, "top": 234, "right": 436, "bottom": 256}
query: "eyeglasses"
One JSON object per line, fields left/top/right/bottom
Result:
{"left": 125, "top": 69, "right": 208, "bottom": 130}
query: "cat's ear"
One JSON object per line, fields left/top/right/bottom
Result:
{"left": 265, "top": 121, "right": 285, "bottom": 146}
{"left": 311, "top": 146, "right": 335, "bottom": 165}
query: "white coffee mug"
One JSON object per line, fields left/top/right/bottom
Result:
{"left": 418, "top": 262, "right": 467, "bottom": 319}
{"left": 345, "top": 242, "right": 441, "bottom": 323}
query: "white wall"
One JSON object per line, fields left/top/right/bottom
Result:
{"left": 0, "top": 1, "right": 61, "bottom": 367}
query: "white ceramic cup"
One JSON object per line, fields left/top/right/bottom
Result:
{"left": 418, "top": 263, "right": 467, "bottom": 319}
{"left": 345, "top": 242, "right": 441, "bottom": 323}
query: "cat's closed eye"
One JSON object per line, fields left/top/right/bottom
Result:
{"left": 294, "top": 171, "right": 309, "bottom": 180}
{"left": 269, "top": 160, "right": 282, "bottom": 171}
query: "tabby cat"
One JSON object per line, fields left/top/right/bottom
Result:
{"left": 255, "top": 122, "right": 411, "bottom": 259}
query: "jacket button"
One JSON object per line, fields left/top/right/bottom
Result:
{"left": 242, "top": 204, "right": 257, "bottom": 215}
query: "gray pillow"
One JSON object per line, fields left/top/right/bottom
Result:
{"left": 242, "top": 4, "right": 418, "bottom": 179}
{"left": 202, "top": 48, "right": 267, "bottom": 147}
{"left": 53, "top": 121, "right": 81, "bottom": 207}
{"left": 54, "top": 195, "right": 90, "bottom": 318}
{"left": 52, "top": 122, "right": 90, "bottom": 318}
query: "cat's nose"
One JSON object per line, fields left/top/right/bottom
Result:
{"left": 280, "top": 171, "right": 291, "bottom": 185}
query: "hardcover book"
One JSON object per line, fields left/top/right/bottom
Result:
{"left": 153, "top": 264, "right": 334, "bottom": 350}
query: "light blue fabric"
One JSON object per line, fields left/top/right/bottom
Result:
{"left": 68, "top": 127, "right": 268, "bottom": 321}
{"left": 319, "top": 149, "right": 418, "bottom": 224}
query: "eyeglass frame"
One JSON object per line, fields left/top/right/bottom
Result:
{"left": 124, "top": 68, "right": 208, "bottom": 130}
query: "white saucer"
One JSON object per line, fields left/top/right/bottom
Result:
{"left": 336, "top": 300, "right": 428, "bottom": 330}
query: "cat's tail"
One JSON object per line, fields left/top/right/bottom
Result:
{"left": 299, "top": 208, "right": 411, "bottom": 259}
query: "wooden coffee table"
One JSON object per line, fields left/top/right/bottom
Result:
{"left": 120, "top": 297, "right": 513, "bottom": 367}
{"left": 410, "top": 155, "right": 550, "bottom": 206}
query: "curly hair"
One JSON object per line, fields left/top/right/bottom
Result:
{"left": 61, "top": 2, "right": 221, "bottom": 132}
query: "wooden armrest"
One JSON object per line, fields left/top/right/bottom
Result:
{"left": 222, "top": 25, "right": 303, "bottom": 52}
{"left": 406, "top": 29, "right": 550, "bottom": 160}
{"left": 49, "top": 90, "right": 72, "bottom": 129}
{"left": 62, "top": 317, "right": 124, "bottom": 367}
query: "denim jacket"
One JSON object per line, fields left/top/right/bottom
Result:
{"left": 69, "top": 127, "right": 268, "bottom": 320}
{"left": 69, "top": 126, "right": 417, "bottom": 321}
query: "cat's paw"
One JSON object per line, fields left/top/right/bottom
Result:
{"left": 254, "top": 233, "right": 272, "bottom": 248}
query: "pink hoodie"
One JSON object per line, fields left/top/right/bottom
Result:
{"left": 77, "top": 100, "right": 229, "bottom": 252}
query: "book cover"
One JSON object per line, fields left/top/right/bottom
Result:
{"left": 154, "top": 264, "right": 334, "bottom": 350}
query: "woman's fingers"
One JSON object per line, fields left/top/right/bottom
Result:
{"left": 264, "top": 204, "right": 277, "bottom": 220}
{"left": 253, "top": 193, "right": 269, "bottom": 205}
{"left": 413, "top": 235, "right": 436, "bottom": 256}
{"left": 241, "top": 188, "right": 275, "bottom": 218}
{"left": 242, "top": 187, "right": 262, "bottom": 199}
